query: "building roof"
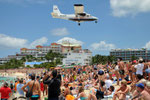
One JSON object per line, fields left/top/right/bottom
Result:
{"left": 21, "top": 48, "right": 37, "bottom": 51}
{"left": 20, "top": 48, "right": 28, "bottom": 50}
{"left": 51, "top": 43, "right": 60, "bottom": 45}
{"left": 25, "top": 62, "right": 43, "bottom": 65}
{"left": 36, "top": 45, "right": 43, "bottom": 48}
{"left": 61, "top": 44, "right": 81, "bottom": 47}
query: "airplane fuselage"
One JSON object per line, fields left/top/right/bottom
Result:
{"left": 54, "top": 13, "right": 98, "bottom": 22}
{"left": 51, "top": 5, "right": 98, "bottom": 25}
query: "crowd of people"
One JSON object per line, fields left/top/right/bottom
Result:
{"left": 0, "top": 58, "right": 150, "bottom": 100}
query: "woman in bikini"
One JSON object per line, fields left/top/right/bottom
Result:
{"left": 74, "top": 86, "right": 88, "bottom": 100}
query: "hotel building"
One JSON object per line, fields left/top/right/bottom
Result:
{"left": 110, "top": 48, "right": 150, "bottom": 61}
{"left": 0, "top": 41, "right": 92, "bottom": 65}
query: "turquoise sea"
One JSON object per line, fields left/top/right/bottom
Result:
{"left": 0, "top": 76, "right": 16, "bottom": 86}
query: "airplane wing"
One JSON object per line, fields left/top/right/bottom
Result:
{"left": 74, "top": 4, "right": 84, "bottom": 15}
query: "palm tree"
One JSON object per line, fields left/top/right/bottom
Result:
{"left": 45, "top": 50, "right": 55, "bottom": 62}
{"left": 92, "top": 55, "right": 116, "bottom": 65}
{"left": 131, "top": 55, "right": 138, "bottom": 61}
{"left": 21, "top": 57, "right": 26, "bottom": 62}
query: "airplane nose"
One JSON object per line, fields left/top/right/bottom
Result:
{"left": 95, "top": 17, "right": 98, "bottom": 20}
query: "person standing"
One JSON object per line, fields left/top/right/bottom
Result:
{"left": 25, "top": 74, "right": 32, "bottom": 100}
{"left": 114, "top": 62, "right": 119, "bottom": 85}
{"left": 43, "top": 70, "right": 61, "bottom": 100}
{"left": 17, "top": 79, "right": 24, "bottom": 96}
{"left": 135, "top": 60, "right": 144, "bottom": 76}
{"left": 22, "top": 73, "right": 41, "bottom": 100}
{"left": 36, "top": 76, "right": 40, "bottom": 83}
{"left": 10, "top": 81, "right": 14, "bottom": 93}
{"left": 118, "top": 58, "right": 125, "bottom": 80}
{"left": 40, "top": 79, "right": 44, "bottom": 96}
{"left": 0, "top": 82, "right": 12, "bottom": 100}
{"left": 14, "top": 80, "right": 19, "bottom": 93}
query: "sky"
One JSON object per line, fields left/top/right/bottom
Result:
{"left": 0, "top": 0, "right": 150, "bottom": 57}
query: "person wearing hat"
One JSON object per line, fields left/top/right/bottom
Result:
{"left": 0, "top": 82, "right": 12, "bottom": 100}
{"left": 145, "top": 81, "right": 150, "bottom": 94}
{"left": 132, "top": 83, "right": 150, "bottom": 100}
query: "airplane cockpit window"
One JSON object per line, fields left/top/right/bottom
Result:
{"left": 87, "top": 14, "right": 90, "bottom": 17}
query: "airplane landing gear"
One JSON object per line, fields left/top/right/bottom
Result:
{"left": 78, "top": 23, "right": 80, "bottom": 26}
{"left": 95, "top": 20, "right": 98, "bottom": 23}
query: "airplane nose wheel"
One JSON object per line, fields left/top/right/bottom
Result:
{"left": 78, "top": 23, "right": 80, "bottom": 26}
{"left": 95, "top": 20, "right": 98, "bottom": 23}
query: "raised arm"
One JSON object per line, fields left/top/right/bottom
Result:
{"left": 115, "top": 87, "right": 121, "bottom": 93}
{"left": 74, "top": 93, "right": 82, "bottom": 100}
{"left": 21, "top": 82, "right": 29, "bottom": 92}
{"left": 121, "top": 86, "right": 129, "bottom": 94}
{"left": 43, "top": 75, "right": 51, "bottom": 84}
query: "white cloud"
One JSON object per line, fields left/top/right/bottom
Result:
{"left": 0, "top": 34, "right": 27, "bottom": 48}
{"left": 57, "top": 37, "right": 83, "bottom": 45}
{"left": 26, "top": 0, "right": 49, "bottom": 4}
{"left": 110, "top": 0, "right": 150, "bottom": 17}
{"left": 29, "top": 37, "right": 48, "bottom": 48}
{"left": 51, "top": 28, "right": 70, "bottom": 36}
{"left": 0, "top": 0, "right": 49, "bottom": 4}
{"left": 90, "top": 41, "right": 116, "bottom": 51}
{"left": 145, "top": 41, "right": 150, "bottom": 49}
{"left": 0, "top": 33, "right": 48, "bottom": 49}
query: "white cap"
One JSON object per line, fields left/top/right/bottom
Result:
{"left": 146, "top": 81, "right": 150, "bottom": 88}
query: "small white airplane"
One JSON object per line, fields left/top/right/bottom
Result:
{"left": 51, "top": 4, "right": 98, "bottom": 26}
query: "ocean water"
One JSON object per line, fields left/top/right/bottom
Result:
{"left": 0, "top": 76, "right": 16, "bottom": 86}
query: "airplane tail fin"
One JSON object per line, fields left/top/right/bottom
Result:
{"left": 51, "top": 5, "right": 61, "bottom": 18}
{"left": 53, "top": 5, "right": 61, "bottom": 14}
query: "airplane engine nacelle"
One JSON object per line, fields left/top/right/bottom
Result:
{"left": 74, "top": 4, "right": 84, "bottom": 15}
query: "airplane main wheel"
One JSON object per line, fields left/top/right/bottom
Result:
{"left": 95, "top": 20, "right": 98, "bottom": 23}
{"left": 78, "top": 23, "right": 80, "bottom": 26}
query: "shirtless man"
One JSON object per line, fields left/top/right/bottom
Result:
{"left": 132, "top": 83, "right": 150, "bottom": 100}
{"left": 128, "top": 61, "right": 133, "bottom": 81}
{"left": 63, "top": 83, "right": 71, "bottom": 97}
{"left": 118, "top": 58, "right": 125, "bottom": 80}
{"left": 22, "top": 73, "right": 41, "bottom": 100}
{"left": 113, "top": 80, "right": 129, "bottom": 100}
{"left": 145, "top": 81, "right": 150, "bottom": 94}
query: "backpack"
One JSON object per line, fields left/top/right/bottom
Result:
{"left": 26, "top": 81, "right": 35, "bottom": 98}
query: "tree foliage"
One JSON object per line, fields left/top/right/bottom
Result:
{"left": 3, "top": 58, "right": 24, "bottom": 69}
{"left": 131, "top": 55, "right": 138, "bottom": 61}
{"left": 92, "top": 55, "right": 116, "bottom": 65}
